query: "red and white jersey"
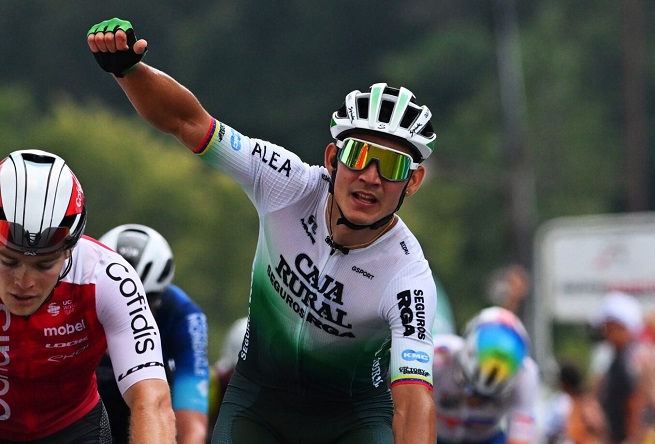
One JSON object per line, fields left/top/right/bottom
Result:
{"left": 0, "top": 236, "right": 166, "bottom": 441}
{"left": 432, "top": 334, "right": 539, "bottom": 443}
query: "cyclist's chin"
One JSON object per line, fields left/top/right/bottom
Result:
{"left": 341, "top": 208, "right": 386, "bottom": 227}
{"left": 335, "top": 194, "right": 394, "bottom": 226}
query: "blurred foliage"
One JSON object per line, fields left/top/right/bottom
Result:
{"left": 0, "top": 0, "right": 653, "bottom": 367}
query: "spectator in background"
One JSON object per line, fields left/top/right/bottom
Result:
{"left": 485, "top": 264, "right": 530, "bottom": 316}
{"left": 592, "top": 291, "right": 647, "bottom": 444}
{"left": 637, "top": 309, "right": 655, "bottom": 443}
{"left": 96, "top": 224, "right": 210, "bottom": 444}
{"left": 543, "top": 360, "right": 607, "bottom": 444}
{"left": 541, "top": 361, "right": 573, "bottom": 444}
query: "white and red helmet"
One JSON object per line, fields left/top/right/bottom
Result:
{"left": 0, "top": 149, "right": 86, "bottom": 255}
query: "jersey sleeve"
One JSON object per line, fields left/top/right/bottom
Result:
{"left": 95, "top": 256, "right": 167, "bottom": 395}
{"left": 384, "top": 263, "right": 437, "bottom": 391}
{"left": 168, "top": 297, "right": 210, "bottom": 413}
{"left": 506, "top": 357, "right": 540, "bottom": 442}
{"left": 193, "top": 118, "right": 324, "bottom": 215}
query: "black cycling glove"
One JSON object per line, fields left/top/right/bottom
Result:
{"left": 88, "top": 18, "right": 147, "bottom": 78}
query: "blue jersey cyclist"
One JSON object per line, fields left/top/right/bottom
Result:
{"left": 96, "top": 224, "right": 210, "bottom": 444}
{"left": 88, "top": 17, "right": 438, "bottom": 444}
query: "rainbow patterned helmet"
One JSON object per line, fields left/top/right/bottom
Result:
{"left": 456, "top": 307, "right": 529, "bottom": 397}
{"left": 330, "top": 83, "right": 436, "bottom": 162}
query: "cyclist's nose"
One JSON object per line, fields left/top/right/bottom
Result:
{"left": 14, "top": 266, "right": 36, "bottom": 290}
{"left": 358, "top": 160, "right": 382, "bottom": 183}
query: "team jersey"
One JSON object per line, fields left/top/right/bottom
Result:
{"left": 97, "top": 284, "right": 209, "bottom": 441}
{"left": 432, "top": 334, "right": 539, "bottom": 443}
{"left": 0, "top": 236, "right": 166, "bottom": 442}
{"left": 195, "top": 119, "right": 437, "bottom": 400}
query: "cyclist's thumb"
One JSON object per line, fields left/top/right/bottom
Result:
{"left": 133, "top": 39, "right": 148, "bottom": 55}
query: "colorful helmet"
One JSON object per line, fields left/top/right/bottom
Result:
{"left": 456, "top": 307, "right": 529, "bottom": 396}
{"left": 0, "top": 149, "right": 87, "bottom": 255}
{"left": 99, "top": 224, "right": 175, "bottom": 295}
{"left": 330, "top": 82, "right": 436, "bottom": 161}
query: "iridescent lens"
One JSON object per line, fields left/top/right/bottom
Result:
{"left": 338, "top": 138, "right": 416, "bottom": 181}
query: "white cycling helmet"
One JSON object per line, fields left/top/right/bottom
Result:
{"left": 99, "top": 224, "right": 175, "bottom": 295}
{"left": 330, "top": 82, "right": 436, "bottom": 161}
{"left": 0, "top": 149, "right": 87, "bottom": 256}
{"left": 456, "top": 306, "right": 529, "bottom": 397}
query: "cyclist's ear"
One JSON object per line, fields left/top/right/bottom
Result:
{"left": 324, "top": 143, "right": 338, "bottom": 172}
{"left": 405, "top": 165, "right": 426, "bottom": 197}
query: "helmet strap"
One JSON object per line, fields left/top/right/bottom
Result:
{"left": 328, "top": 160, "right": 412, "bottom": 231}
{"left": 335, "top": 204, "right": 394, "bottom": 230}
{"left": 55, "top": 253, "right": 73, "bottom": 287}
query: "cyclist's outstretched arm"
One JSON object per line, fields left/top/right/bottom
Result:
{"left": 87, "top": 18, "right": 212, "bottom": 150}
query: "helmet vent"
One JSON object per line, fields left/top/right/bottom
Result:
{"left": 485, "top": 367, "right": 499, "bottom": 387}
{"left": 378, "top": 101, "right": 394, "bottom": 124}
{"left": 25, "top": 231, "right": 40, "bottom": 246}
{"left": 140, "top": 262, "right": 152, "bottom": 284}
{"left": 356, "top": 99, "right": 368, "bottom": 120}
{"left": 157, "top": 258, "right": 174, "bottom": 284}
{"left": 20, "top": 152, "right": 53, "bottom": 164}
{"left": 400, "top": 108, "right": 420, "bottom": 129}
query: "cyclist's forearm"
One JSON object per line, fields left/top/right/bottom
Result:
{"left": 125, "top": 380, "right": 176, "bottom": 444}
{"left": 116, "top": 62, "right": 212, "bottom": 150}
{"left": 391, "top": 385, "right": 436, "bottom": 444}
{"left": 175, "top": 409, "right": 209, "bottom": 444}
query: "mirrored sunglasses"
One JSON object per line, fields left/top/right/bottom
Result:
{"left": 336, "top": 138, "right": 418, "bottom": 182}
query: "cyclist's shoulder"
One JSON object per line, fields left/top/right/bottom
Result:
{"left": 69, "top": 236, "right": 135, "bottom": 276}
{"left": 161, "top": 284, "right": 202, "bottom": 309}
{"left": 158, "top": 285, "right": 207, "bottom": 328}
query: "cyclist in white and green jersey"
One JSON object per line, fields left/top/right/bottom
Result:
{"left": 88, "top": 17, "right": 438, "bottom": 444}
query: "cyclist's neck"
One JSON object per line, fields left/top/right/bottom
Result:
{"left": 324, "top": 196, "right": 397, "bottom": 254}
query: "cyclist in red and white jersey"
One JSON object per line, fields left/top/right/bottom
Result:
{"left": 97, "top": 224, "right": 210, "bottom": 444}
{"left": 88, "top": 18, "right": 438, "bottom": 444}
{"left": 432, "top": 307, "right": 540, "bottom": 444}
{"left": 0, "top": 149, "right": 175, "bottom": 443}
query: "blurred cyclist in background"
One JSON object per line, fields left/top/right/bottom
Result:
{"left": 0, "top": 150, "right": 174, "bottom": 443}
{"left": 432, "top": 306, "right": 539, "bottom": 444}
{"left": 96, "top": 224, "right": 209, "bottom": 444}
{"left": 207, "top": 316, "right": 248, "bottom": 443}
